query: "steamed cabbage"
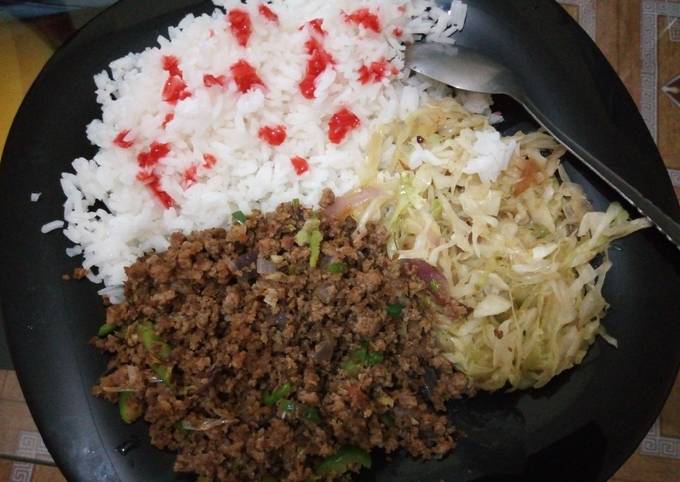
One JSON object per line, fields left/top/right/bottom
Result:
{"left": 354, "top": 98, "right": 650, "bottom": 391}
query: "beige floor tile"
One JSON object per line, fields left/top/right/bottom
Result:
{"left": 562, "top": 3, "right": 579, "bottom": 21}
{"left": 31, "top": 464, "right": 67, "bottom": 482}
{"left": 0, "top": 370, "right": 8, "bottom": 396}
{"left": 661, "top": 372, "right": 680, "bottom": 438}
{"left": 1, "top": 370, "right": 26, "bottom": 402}
{"left": 0, "top": 400, "right": 38, "bottom": 459}
{"left": 612, "top": 449, "right": 680, "bottom": 482}
{"left": 657, "top": 15, "right": 680, "bottom": 169}
{"left": 0, "top": 458, "right": 13, "bottom": 481}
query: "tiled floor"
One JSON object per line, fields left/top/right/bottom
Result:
{"left": 0, "top": 2, "right": 679, "bottom": 482}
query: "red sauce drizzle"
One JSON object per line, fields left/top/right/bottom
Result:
{"left": 393, "top": 26, "right": 403, "bottom": 37}
{"left": 162, "top": 55, "right": 183, "bottom": 77}
{"left": 258, "top": 4, "right": 278, "bottom": 22}
{"left": 328, "top": 108, "right": 360, "bottom": 144}
{"left": 137, "top": 142, "right": 171, "bottom": 168}
{"left": 136, "top": 171, "right": 175, "bottom": 208}
{"left": 344, "top": 8, "right": 381, "bottom": 33}
{"left": 113, "top": 130, "right": 134, "bottom": 148}
{"left": 230, "top": 59, "right": 265, "bottom": 93}
{"left": 162, "top": 113, "right": 174, "bottom": 128}
{"left": 203, "top": 74, "right": 227, "bottom": 88}
{"left": 358, "top": 58, "right": 393, "bottom": 84}
{"left": 203, "top": 153, "right": 217, "bottom": 168}
{"left": 299, "top": 38, "right": 334, "bottom": 99}
{"left": 258, "top": 125, "right": 287, "bottom": 146}
{"left": 290, "top": 156, "right": 309, "bottom": 176}
{"left": 182, "top": 165, "right": 198, "bottom": 188}
{"left": 228, "top": 9, "right": 252, "bottom": 47}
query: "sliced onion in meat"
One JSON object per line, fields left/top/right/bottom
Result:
{"left": 402, "top": 258, "right": 448, "bottom": 303}
{"left": 403, "top": 258, "right": 468, "bottom": 318}
{"left": 232, "top": 251, "right": 258, "bottom": 270}
{"left": 256, "top": 256, "right": 278, "bottom": 274}
{"left": 180, "top": 418, "right": 232, "bottom": 432}
{"left": 127, "top": 365, "right": 140, "bottom": 384}
{"left": 101, "top": 387, "right": 138, "bottom": 393}
{"left": 324, "top": 186, "right": 384, "bottom": 219}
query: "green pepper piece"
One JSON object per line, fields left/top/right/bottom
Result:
{"left": 309, "top": 230, "right": 322, "bottom": 268}
{"left": 386, "top": 302, "right": 404, "bottom": 318}
{"left": 379, "top": 412, "right": 395, "bottom": 427}
{"left": 430, "top": 198, "right": 443, "bottom": 219}
{"left": 261, "top": 477, "right": 277, "bottom": 482}
{"left": 277, "top": 399, "right": 296, "bottom": 415}
{"left": 232, "top": 210, "right": 247, "bottom": 224}
{"left": 328, "top": 261, "right": 347, "bottom": 274}
{"left": 302, "top": 406, "right": 321, "bottom": 424}
{"left": 137, "top": 321, "right": 171, "bottom": 360}
{"left": 119, "top": 392, "right": 142, "bottom": 424}
{"left": 295, "top": 229, "right": 310, "bottom": 246}
{"left": 316, "top": 446, "right": 372, "bottom": 476}
{"left": 342, "top": 360, "right": 362, "bottom": 376}
{"left": 263, "top": 383, "right": 293, "bottom": 406}
{"left": 151, "top": 364, "right": 173, "bottom": 384}
{"left": 97, "top": 323, "right": 118, "bottom": 337}
{"left": 531, "top": 223, "right": 550, "bottom": 239}
{"left": 366, "top": 351, "right": 384, "bottom": 367}
{"left": 291, "top": 198, "right": 300, "bottom": 208}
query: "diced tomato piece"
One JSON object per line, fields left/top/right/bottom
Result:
{"left": 357, "top": 58, "right": 392, "bottom": 84}
{"left": 203, "top": 153, "right": 217, "bottom": 168}
{"left": 162, "top": 113, "right": 174, "bottom": 128}
{"left": 162, "top": 55, "right": 183, "bottom": 77}
{"left": 328, "top": 108, "right": 360, "bottom": 144}
{"left": 290, "top": 156, "right": 309, "bottom": 175}
{"left": 344, "top": 8, "right": 381, "bottom": 33}
{"left": 309, "top": 18, "right": 326, "bottom": 35}
{"left": 136, "top": 171, "right": 175, "bottom": 208}
{"left": 513, "top": 159, "right": 540, "bottom": 196}
{"left": 228, "top": 9, "right": 252, "bottom": 47}
{"left": 163, "top": 75, "right": 191, "bottom": 104}
{"left": 258, "top": 125, "right": 287, "bottom": 146}
{"left": 137, "top": 142, "right": 171, "bottom": 168}
{"left": 393, "top": 26, "right": 403, "bottom": 37}
{"left": 299, "top": 42, "right": 334, "bottom": 99}
{"left": 182, "top": 165, "right": 198, "bottom": 188}
{"left": 113, "top": 130, "right": 134, "bottom": 148}
{"left": 203, "top": 74, "right": 227, "bottom": 88}
{"left": 258, "top": 4, "right": 278, "bottom": 22}
{"left": 230, "top": 59, "right": 265, "bottom": 93}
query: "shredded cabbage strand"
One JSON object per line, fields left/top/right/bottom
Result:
{"left": 355, "top": 98, "right": 651, "bottom": 391}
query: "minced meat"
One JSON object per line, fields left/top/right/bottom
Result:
{"left": 92, "top": 191, "right": 472, "bottom": 482}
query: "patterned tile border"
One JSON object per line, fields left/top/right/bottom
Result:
{"left": 669, "top": 168, "right": 680, "bottom": 187}
{"left": 9, "top": 461, "right": 33, "bottom": 482}
{"left": 669, "top": 15, "right": 680, "bottom": 41}
{"left": 641, "top": 418, "right": 680, "bottom": 459}
{"left": 640, "top": 0, "right": 680, "bottom": 141}
{"left": 15, "top": 430, "right": 52, "bottom": 463}
{"left": 558, "top": 0, "right": 597, "bottom": 38}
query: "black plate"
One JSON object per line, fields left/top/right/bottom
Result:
{"left": 1, "top": 1, "right": 679, "bottom": 481}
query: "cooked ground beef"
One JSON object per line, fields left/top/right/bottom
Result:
{"left": 92, "top": 191, "right": 472, "bottom": 482}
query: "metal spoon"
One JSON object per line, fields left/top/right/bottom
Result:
{"left": 405, "top": 42, "right": 680, "bottom": 247}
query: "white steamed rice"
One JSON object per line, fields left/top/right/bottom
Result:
{"left": 57, "top": 0, "right": 468, "bottom": 301}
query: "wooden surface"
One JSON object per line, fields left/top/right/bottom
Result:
{"left": 0, "top": 2, "right": 679, "bottom": 482}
